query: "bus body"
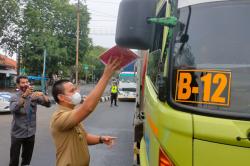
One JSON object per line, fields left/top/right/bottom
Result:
{"left": 116, "top": 0, "right": 250, "bottom": 165}
{"left": 118, "top": 72, "right": 137, "bottom": 101}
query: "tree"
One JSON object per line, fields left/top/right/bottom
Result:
{"left": 52, "top": 0, "right": 91, "bottom": 80}
{"left": 19, "top": 0, "right": 91, "bottom": 79}
{"left": 82, "top": 46, "right": 107, "bottom": 81}
{"left": 0, "top": 0, "right": 20, "bottom": 53}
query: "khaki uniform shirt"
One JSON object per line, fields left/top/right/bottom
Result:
{"left": 50, "top": 105, "right": 90, "bottom": 166}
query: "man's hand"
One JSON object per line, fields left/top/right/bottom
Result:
{"left": 101, "top": 136, "right": 117, "bottom": 148}
{"left": 31, "top": 92, "right": 43, "bottom": 98}
{"left": 22, "top": 86, "right": 33, "bottom": 97}
{"left": 103, "top": 57, "right": 122, "bottom": 79}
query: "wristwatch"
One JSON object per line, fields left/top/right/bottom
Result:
{"left": 99, "top": 136, "right": 104, "bottom": 144}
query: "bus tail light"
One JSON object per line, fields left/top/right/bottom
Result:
{"left": 159, "top": 148, "right": 174, "bottom": 166}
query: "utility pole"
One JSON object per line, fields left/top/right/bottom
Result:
{"left": 42, "top": 48, "right": 47, "bottom": 94}
{"left": 17, "top": 44, "right": 20, "bottom": 76}
{"left": 76, "top": 0, "right": 80, "bottom": 85}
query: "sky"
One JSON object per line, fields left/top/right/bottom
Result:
{"left": 83, "top": 0, "right": 121, "bottom": 48}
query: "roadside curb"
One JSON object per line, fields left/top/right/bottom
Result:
{"left": 49, "top": 95, "right": 111, "bottom": 104}
{"left": 84, "top": 95, "right": 110, "bottom": 102}
{"left": 100, "top": 96, "right": 111, "bottom": 102}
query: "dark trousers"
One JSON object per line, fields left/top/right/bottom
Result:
{"left": 111, "top": 93, "right": 118, "bottom": 106}
{"left": 9, "top": 135, "right": 35, "bottom": 166}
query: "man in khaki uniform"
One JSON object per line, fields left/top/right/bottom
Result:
{"left": 50, "top": 58, "right": 121, "bottom": 166}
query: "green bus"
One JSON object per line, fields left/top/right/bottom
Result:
{"left": 116, "top": 0, "right": 250, "bottom": 165}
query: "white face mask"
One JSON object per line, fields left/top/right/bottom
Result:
{"left": 67, "top": 92, "right": 82, "bottom": 105}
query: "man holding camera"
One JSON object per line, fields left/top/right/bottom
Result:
{"left": 9, "top": 76, "right": 51, "bottom": 166}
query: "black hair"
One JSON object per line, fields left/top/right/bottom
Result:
{"left": 52, "top": 79, "right": 70, "bottom": 103}
{"left": 16, "top": 76, "right": 28, "bottom": 84}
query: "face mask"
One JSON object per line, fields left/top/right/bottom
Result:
{"left": 67, "top": 92, "right": 82, "bottom": 105}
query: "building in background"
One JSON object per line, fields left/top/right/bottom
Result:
{"left": 0, "top": 54, "right": 17, "bottom": 89}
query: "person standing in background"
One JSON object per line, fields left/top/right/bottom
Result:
{"left": 110, "top": 80, "right": 118, "bottom": 107}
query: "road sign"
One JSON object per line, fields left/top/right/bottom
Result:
{"left": 83, "top": 64, "right": 89, "bottom": 70}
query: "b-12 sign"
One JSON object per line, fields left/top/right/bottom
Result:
{"left": 175, "top": 70, "right": 231, "bottom": 106}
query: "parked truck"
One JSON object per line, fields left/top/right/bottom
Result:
{"left": 118, "top": 71, "right": 137, "bottom": 101}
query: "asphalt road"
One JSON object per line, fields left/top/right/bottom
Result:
{"left": 0, "top": 100, "right": 135, "bottom": 166}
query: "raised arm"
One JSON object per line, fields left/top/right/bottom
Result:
{"left": 32, "top": 92, "right": 51, "bottom": 107}
{"left": 72, "top": 58, "right": 121, "bottom": 124}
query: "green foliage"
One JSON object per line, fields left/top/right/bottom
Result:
{"left": 82, "top": 45, "right": 107, "bottom": 81}
{"left": 0, "top": 0, "right": 20, "bottom": 52}
{"left": 18, "top": 0, "right": 91, "bottom": 78}
{"left": 0, "top": 0, "right": 108, "bottom": 81}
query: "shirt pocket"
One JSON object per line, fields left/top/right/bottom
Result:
{"left": 74, "top": 126, "right": 85, "bottom": 141}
